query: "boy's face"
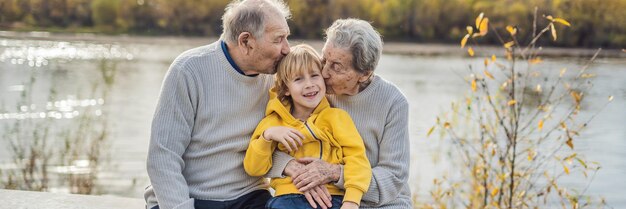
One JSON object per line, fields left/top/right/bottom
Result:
{"left": 286, "top": 66, "right": 326, "bottom": 115}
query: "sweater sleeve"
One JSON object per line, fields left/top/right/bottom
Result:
{"left": 146, "top": 65, "right": 197, "bottom": 209}
{"left": 331, "top": 110, "right": 372, "bottom": 204}
{"left": 361, "top": 97, "right": 410, "bottom": 206}
{"left": 267, "top": 149, "right": 295, "bottom": 178}
{"left": 243, "top": 116, "right": 278, "bottom": 176}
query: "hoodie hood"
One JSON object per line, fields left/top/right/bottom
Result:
{"left": 266, "top": 87, "right": 330, "bottom": 125}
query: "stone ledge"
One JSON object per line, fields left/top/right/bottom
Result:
{"left": 0, "top": 189, "right": 144, "bottom": 209}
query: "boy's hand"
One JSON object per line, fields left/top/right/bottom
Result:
{"left": 340, "top": 201, "right": 359, "bottom": 209}
{"left": 263, "top": 126, "right": 304, "bottom": 152}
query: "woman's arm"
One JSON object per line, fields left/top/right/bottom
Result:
{"left": 360, "top": 98, "right": 410, "bottom": 206}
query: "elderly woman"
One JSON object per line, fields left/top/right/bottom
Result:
{"left": 269, "top": 18, "right": 412, "bottom": 209}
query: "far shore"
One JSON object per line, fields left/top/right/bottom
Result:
{"left": 2, "top": 30, "right": 624, "bottom": 58}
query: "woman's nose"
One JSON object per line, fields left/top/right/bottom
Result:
{"left": 321, "top": 66, "right": 330, "bottom": 78}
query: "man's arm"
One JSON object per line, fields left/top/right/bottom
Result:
{"left": 146, "top": 66, "right": 197, "bottom": 209}
{"left": 360, "top": 98, "right": 410, "bottom": 206}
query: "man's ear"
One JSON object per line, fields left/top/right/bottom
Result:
{"left": 237, "top": 32, "right": 255, "bottom": 55}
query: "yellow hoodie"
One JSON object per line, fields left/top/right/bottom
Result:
{"left": 244, "top": 88, "right": 371, "bottom": 204}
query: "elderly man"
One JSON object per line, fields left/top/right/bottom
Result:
{"left": 144, "top": 0, "right": 291, "bottom": 209}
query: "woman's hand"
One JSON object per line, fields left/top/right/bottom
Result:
{"left": 263, "top": 126, "right": 304, "bottom": 152}
{"left": 340, "top": 201, "right": 359, "bottom": 209}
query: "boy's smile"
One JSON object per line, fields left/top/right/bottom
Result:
{"left": 286, "top": 68, "right": 326, "bottom": 120}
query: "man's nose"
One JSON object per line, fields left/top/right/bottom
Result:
{"left": 281, "top": 39, "right": 290, "bottom": 55}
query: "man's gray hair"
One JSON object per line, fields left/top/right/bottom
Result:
{"left": 325, "top": 18, "right": 383, "bottom": 74}
{"left": 221, "top": 0, "right": 291, "bottom": 44}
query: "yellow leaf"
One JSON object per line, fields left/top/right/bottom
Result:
{"left": 559, "top": 68, "right": 567, "bottom": 77}
{"left": 553, "top": 18, "right": 571, "bottom": 27}
{"left": 484, "top": 58, "right": 489, "bottom": 66}
{"left": 444, "top": 122, "right": 451, "bottom": 129}
{"left": 491, "top": 148, "right": 496, "bottom": 156}
{"left": 471, "top": 79, "right": 477, "bottom": 92}
{"left": 504, "top": 41, "right": 515, "bottom": 49}
{"left": 550, "top": 23, "right": 557, "bottom": 41}
{"left": 563, "top": 164, "right": 570, "bottom": 174}
{"left": 501, "top": 81, "right": 508, "bottom": 89}
{"left": 466, "top": 26, "right": 474, "bottom": 35}
{"left": 609, "top": 95, "right": 614, "bottom": 101}
{"left": 570, "top": 91, "right": 582, "bottom": 104}
{"left": 491, "top": 54, "right": 496, "bottom": 62}
{"left": 476, "top": 12, "right": 484, "bottom": 28}
{"left": 507, "top": 100, "right": 517, "bottom": 106}
{"left": 528, "top": 149, "right": 536, "bottom": 161}
{"left": 427, "top": 126, "right": 435, "bottom": 137}
{"left": 461, "top": 34, "right": 469, "bottom": 48}
{"left": 529, "top": 57, "right": 543, "bottom": 64}
{"left": 468, "top": 47, "right": 475, "bottom": 56}
{"left": 546, "top": 15, "right": 554, "bottom": 21}
{"left": 576, "top": 158, "right": 588, "bottom": 169}
{"left": 560, "top": 121, "right": 567, "bottom": 129}
{"left": 479, "top": 18, "right": 489, "bottom": 36}
{"left": 538, "top": 119, "right": 544, "bottom": 130}
{"left": 491, "top": 188, "right": 499, "bottom": 197}
{"left": 581, "top": 73, "right": 596, "bottom": 78}
{"left": 536, "top": 84, "right": 542, "bottom": 92}
{"left": 484, "top": 70, "right": 494, "bottom": 79}
{"left": 506, "top": 25, "right": 517, "bottom": 35}
{"left": 566, "top": 138, "right": 574, "bottom": 149}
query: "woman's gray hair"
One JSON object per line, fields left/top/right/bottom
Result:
{"left": 221, "top": 0, "right": 291, "bottom": 44}
{"left": 325, "top": 18, "right": 383, "bottom": 74}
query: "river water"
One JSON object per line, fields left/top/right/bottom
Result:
{"left": 0, "top": 34, "right": 624, "bottom": 207}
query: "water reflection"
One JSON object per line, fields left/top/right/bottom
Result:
{"left": 0, "top": 39, "right": 134, "bottom": 68}
{"left": 0, "top": 97, "right": 104, "bottom": 120}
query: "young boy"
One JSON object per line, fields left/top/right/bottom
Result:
{"left": 243, "top": 44, "right": 371, "bottom": 209}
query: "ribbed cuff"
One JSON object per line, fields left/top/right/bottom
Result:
{"left": 343, "top": 187, "right": 364, "bottom": 205}
{"left": 252, "top": 135, "right": 275, "bottom": 155}
{"left": 332, "top": 165, "right": 345, "bottom": 189}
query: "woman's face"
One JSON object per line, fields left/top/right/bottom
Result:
{"left": 320, "top": 42, "right": 370, "bottom": 96}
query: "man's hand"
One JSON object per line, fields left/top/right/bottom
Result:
{"left": 303, "top": 185, "right": 333, "bottom": 209}
{"left": 292, "top": 157, "right": 341, "bottom": 192}
{"left": 263, "top": 126, "right": 304, "bottom": 152}
{"left": 340, "top": 201, "right": 359, "bottom": 209}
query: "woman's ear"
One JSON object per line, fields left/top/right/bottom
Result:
{"left": 358, "top": 71, "right": 373, "bottom": 83}
{"left": 237, "top": 32, "right": 255, "bottom": 55}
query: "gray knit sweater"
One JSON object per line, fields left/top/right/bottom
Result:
{"left": 145, "top": 41, "right": 274, "bottom": 209}
{"left": 269, "top": 75, "right": 413, "bottom": 208}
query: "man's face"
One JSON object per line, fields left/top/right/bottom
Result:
{"left": 250, "top": 14, "right": 290, "bottom": 74}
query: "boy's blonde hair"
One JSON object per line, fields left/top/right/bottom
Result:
{"left": 275, "top": 44, "right": 322, "bottom": 103}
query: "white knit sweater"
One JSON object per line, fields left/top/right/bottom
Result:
{"left": 145, "top": 40, "right": 274, "bottom": 209}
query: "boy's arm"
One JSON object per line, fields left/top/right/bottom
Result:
{"left": 244, "top": 118, "right": 278, "bottom": 176}
{"left": 332, "top": 110, "right": 372, "bottom": 205}
{"left": 146, "top": 66, "right": 197, "bottom": 209}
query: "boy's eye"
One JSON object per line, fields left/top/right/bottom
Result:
{"left": 293, "top": 77, "right": 301, "bottom": 81}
